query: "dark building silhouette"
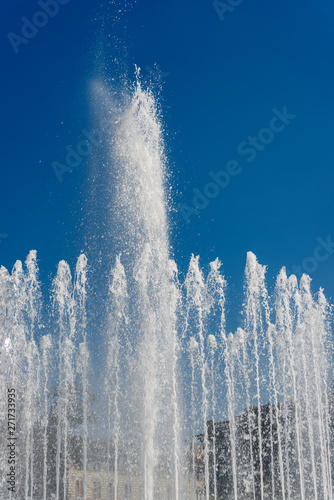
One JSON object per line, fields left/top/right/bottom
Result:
{"left": 198, "top": 396, "right": 334, "bottom": 499}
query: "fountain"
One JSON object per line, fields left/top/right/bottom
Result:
{"left": 0, "top": 75, "right": 333, "bottom": 500}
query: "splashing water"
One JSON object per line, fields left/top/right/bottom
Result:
{"left": 0, "top": 76, "right": 333, "bottom": 500}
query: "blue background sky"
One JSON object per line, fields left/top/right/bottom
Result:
{"left": 1, "top": 0, "right": 334, "bottom": 323}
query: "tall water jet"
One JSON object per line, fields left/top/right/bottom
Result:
{"left": 189, "top": 336, "right": 199, "bottom": 500}
{"left": 74, "top": 254, "right": 89, "bottom": 500}
{"left": 53, "top": 261, "right": 76, "bottom": 500}
{"left": 184, "top": 256, "right": 210, "bottom": 500}
{"left": 207, "top": 334, "right": 218, "bottom": 500}
{"left": 244, "top": 252, "right": 269, "bottom": 500}
{"left": 40, "top": 334, "right": 52, "bottom": 500}
{"left": 98, "top": 73, "right": 183, "bottom": 500}
{"left": 105, "top": 254, "right": 128, "bottom": 500}
{"left": 24, "top": 251, "right": 41, "bottom": 500}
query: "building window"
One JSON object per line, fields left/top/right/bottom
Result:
{"left": 93, "top": 481, "right": 101, "bottom": 500}
{"left": 75, "top": 479, "right": 83, "bottom": 499}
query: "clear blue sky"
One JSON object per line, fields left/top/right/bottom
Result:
{"left": 1, "top": 0, "right": 334, "bottom": 323}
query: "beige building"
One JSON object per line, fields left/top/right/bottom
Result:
{"left": 67, "top": 439, "right": 204, "bottom": 500}
{"left": 67, "top": 463, "right": 205, "bottom": 500}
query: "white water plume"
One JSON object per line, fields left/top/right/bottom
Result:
{"left": 0, "top": 76, "right": 333, "bottom": 500}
